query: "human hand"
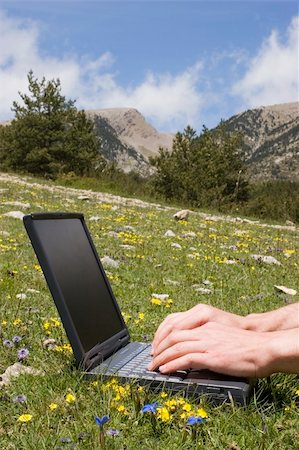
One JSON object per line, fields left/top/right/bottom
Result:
{"left": 151, "top": 304, "right": 245, "bottom": 356}
{"left": 149, "top": 322, "right": 281, "bottom": 378}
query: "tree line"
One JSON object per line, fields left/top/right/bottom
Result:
{"left": 0, "top": 72, "right": 297, "bottom": 222}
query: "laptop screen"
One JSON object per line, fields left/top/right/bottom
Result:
{"left": 30, "top": 217, "right": 124, "bottom": 352}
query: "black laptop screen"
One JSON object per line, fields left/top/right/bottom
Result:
{"left": 31, "top": 217, "right": 124, "bottom": 352}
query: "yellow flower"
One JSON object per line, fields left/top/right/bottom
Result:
{"left": 1, "top": 320, "right": 7, "bottom": 326}
{"left": 196, "top": 407, "right": 208, "bottom": 418}
{"left": 138, "top": 312, "right": 145, "bottom": 320}
{"left": 13, "top": 318, "right": 22, "bottom": 326}
{"left": 65, "top": 393, "right": 76, "bottom": 404}
{"left": 151, "top": 298, "right": 162, "bottom": 306}
{"left": 295, "top": 389, "right": 299, "bottom": 396}
{"left": 160, "top": 391, "right": 168, "bottom": 399}
{"left": 157, "top": 407, "right": 171, "bottom": 422}
{"left": 49, "top": 403, "right": 58, "bottom": 411}
{"left": 117, "top": 404, "right": 126, "bottom": 413}
{"left": 182, "top": 402, "right": 192, "bottom": 412}
{"left": 17, "top": 414, "right": 32, "bottom": 423}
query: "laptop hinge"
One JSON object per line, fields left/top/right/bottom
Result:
{"left": 84, "top": 333, "right": 130, "bottom": 371}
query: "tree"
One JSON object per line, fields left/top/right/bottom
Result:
{"left": 0, "top": 70, "right": 105, "bottom": 178}
{"left": 150, "top": 123, "right": 248, "bottom": 209}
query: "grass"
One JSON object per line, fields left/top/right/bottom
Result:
{"left": 0, "top": 172, "right": 298, "bottom": 449}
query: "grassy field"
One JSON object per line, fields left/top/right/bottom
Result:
{"left": 0, "top": 173, "right": 298, "bottom": 449}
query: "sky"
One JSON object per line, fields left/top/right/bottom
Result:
{"left": 0, "top": 1, "right": 298, "bottom": 132}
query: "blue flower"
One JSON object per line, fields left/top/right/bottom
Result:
{"left": 13, "top": 394, "right": 27, "bottom": 403}
{"left": 95, "top": 415, "right": 110, "bottom": 429}
{"left": 3, "top": 339, "right": 13, "bottom": 348}
{"left": 106, "top": 428, "right": 120, "bottom": 437}
{"left": 141, "top": 401, "right": 158, "bottom": 413}
{"left": 17, "top": 347, "right": 29, "bottom": 360}
{"left": 187, "top": 416, "right": 205, "bottom": 426}
{"left": 12, "top": 335, "right": 22, "bottom": 344}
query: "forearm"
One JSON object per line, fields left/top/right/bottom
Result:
{"left": 242, "top": 302, "right": 299, "bottom": 332}
{"left": 265, "top": 328, "right": 299, "bottom": 375}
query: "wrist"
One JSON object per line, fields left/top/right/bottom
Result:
{"left": 267, "top": 329, "right": 299, "bottom": 375}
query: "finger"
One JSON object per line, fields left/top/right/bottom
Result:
{"left": 153, "top": 328, "right": 202, "bottom": 358}
{"left": 149, "top": 339, "right": 206, "bottom": 371}
{"left": 158, "top": 353, "right": 209, "bottom": 374}
{"left": 152, "top": 308, "right": 201, "bottom": 353}
{"left": 151, "top": 312, "right": 187, "bottom": 353}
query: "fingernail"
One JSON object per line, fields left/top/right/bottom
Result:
{"left": 147, "top": 363, "right": 153, "bottom": 371}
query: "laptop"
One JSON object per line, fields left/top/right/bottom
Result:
{"left": 23, "top": 212, "right": 254, "bottom": 405}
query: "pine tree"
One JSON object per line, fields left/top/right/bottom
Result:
{"left": 0, "top": 70, "right": 105, "bottom": 178}
{"left": 150, "top": 124, "right": 248, "bottom": 209}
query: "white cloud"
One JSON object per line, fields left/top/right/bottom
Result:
{"left": 0, "top": 9, "right": 204, "bottom": 130}
{"left": 232, "top": 15, "right": 299, "bottom": 108}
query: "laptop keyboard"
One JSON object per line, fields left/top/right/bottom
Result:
{"left": 93, "top": 341, "right": 186, "bottom": 382}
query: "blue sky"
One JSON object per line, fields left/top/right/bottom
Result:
{"left": 0, "top": 1, "right": 298, "bottom": 131}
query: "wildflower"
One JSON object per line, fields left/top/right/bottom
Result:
{"left": 106, "top": 428, "right": 121, "bottom": 437}
{"left": 295, "top": 389, "right": 299, "bottom": 396}
{"left": 1, "top": 320, "right": 8, "bottom": 326}
{"left": 160, "top": 391, "right": 168, "bottom": 399}
{"left": 116, "top": 404, "right": 126, "bottom": 413}
{"left": 49, "top": 403, "right": 58, "bottom": 410}
{"left": 157, "top": 407, "right": 171, "bottom": 422}
{"left": 17, "top": 348, "right": 29, "bottom": 360}
{"left": 141, "top": 401, "right": 158, "bottom": 413}
{"left": 187, "top": 416, "right": 205, "bottom": 425}
{"left": 16, "top": 293, "right": 27, "bottom": 300}
{"left": 95, "top": 415, "right": 110, "bottom": 430}
{"left": 3, "top": 339, "right": 14, "bottom": 348}
{"left": 12, "top": 335, "right": 22, "bottom": 344}
{"left": 196, "top": 407, "right": 208, "bottom": 418}
{"left": 17, "top": 414, "right": 32, "bottom": 423}
{"left": 65, "top": 393, "right": 76, "bottom": 404}
{"left": 13, "top": 395, "right": 27, "bottom": 403}
{"left": 151, "top": 297, "right": 162, "bottom": 306}
{"left": 182, "top": 402, "right": 192, "bottom": 412}
{"left": 13, "top": 319, "right": 22, "bottom": 326}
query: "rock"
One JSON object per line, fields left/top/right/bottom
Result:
{"left": 173, "top": 209, "right": 190, "bottom": 221}
{"left": 182, "top": 232, "right": 196, "bottom": 238}
{"left": 120, "top": 244, "right": 135, "bottom": 250}
{"left": 89, "top": 216, "right": 101, "bottom": 221}
{"left": 100, "top": 255, "right": 120, "bottom": 268}
{"left": 0, "top": 363, "right": 43, "bottom": 387}
{"left": 164, "top": 230, "right": 176, "bottom": 237}
{"left": 1, "top": 201, "right": 31, "bottom": 208}
{"left": 171, "top": 243, "right": 182, "bottom": 249}
{"left": 285, "top": 220, "right": 295, "bottom": 226}
{"left": 151, "top": 293, "right": 169, "bottom": 300}
{"left": 274, "top": 285, "right": 297, "bottom": 296}
{"left": 77, "top": 195, "right": 90, "bottom": 201}
{"left": 193, "top": 286, "right": 212, "bottom": 294}
{"left": 225, "top": 259, "right": 237, "bottom": 264}
{"left": 3, "top": 211, "right": 25, "bottom": 220}
{"left": 251, "top": 254, "right": 281, "bottom": 265}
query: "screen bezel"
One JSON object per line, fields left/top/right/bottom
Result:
{"left": 23, "top": 212, "right": 130, "bottom": 370}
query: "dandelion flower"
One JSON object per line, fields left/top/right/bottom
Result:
{"left": 65, "top": 393, "right": 76, "bottom": 404}
{"left": 49, "top": 403, "right": 58, "bottom": 410}
{"left": 17, "top": 414, "right": 32, "bottom": 423}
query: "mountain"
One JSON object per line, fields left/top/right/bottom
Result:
{"left": 86, "top": 108, "right": 174, "bottom": 175}
{"left": 222, "top": 102, "right": 299, "bottom": 181}
{"left": 86, "top": 103, "right": 298, "bottom": 181}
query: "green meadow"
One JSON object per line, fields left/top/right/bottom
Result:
{"left": 0, "top": 173, "right": 298, "bottom": 450}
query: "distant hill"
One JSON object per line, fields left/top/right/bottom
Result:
{"left": 86, "top": 108, "right": 174, "bottom": 175}
{"left": 222, "top": 102, "right": 299, "bottom": 181}
{"left": 86, "top": 103, "right": 298, "bottom": 181}
{"left": 1, "top": 103, "right": 298, "bottom": 180}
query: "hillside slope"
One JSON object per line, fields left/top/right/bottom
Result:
{"left": 223, "top": 102, "right": 299, "bottom": 181}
